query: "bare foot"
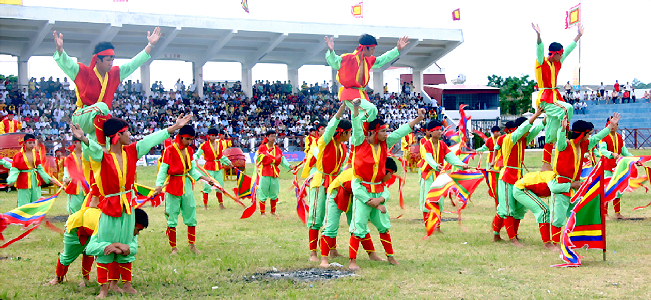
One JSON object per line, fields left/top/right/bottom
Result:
{"left": 348, "top": 259, "right": 360, "bottom": 270}
{"left": 553, "top": 244, "right": 561, "bottom": 252}
{"left": 434, "top": 227, "right": 443, "bottom": 234}
{"left": 510, "top": 239, "right": 524, "bottom": 247}
{"left": 107, "top": 280, "right": 120, "bottom": 292}
{"left": 79, "top": 277, "right": 91, "bottom": 288}
{"left": 309, "top": 251, "right": 319, "bottom": 262}
{"left": 171, "top": 247, "right": 179, "bottom": 255}
{"left": 329, "top": 249, "right": 343, "bottom": 258}
{"left": 541, "top": 162, "right": 552, "bottom": 172}
{"left": 96, "top": 285, "right": 109, "bottom": 299}
{"left": 493, "top": 234, "right": 503, "bottom": 242}
{"left": 543, "top": 242, "right": 556, "bottom": 251}
{"left": 614, "top": 213, "right": 626, "bottom": 220}
{"left": 605, "top": 214, "right": 612, "bottom": 221}
{"left": 319, "top": 257, "right": 330, "bottom": 268}
{"left": 46, "top": 277, "right": 63, "bottom": 286}
{"left": 261, "top": 213, "right": 266, "bottom": 217}
{"left": 368, "top": 252, "right": 386, "bottom": 261}
{"left": 203, "top": 206, "right": 208, "bottom": 210}
{"left": 219, "top": 203, "right": 226, "bottom": 210}
{"left": 120, "top": 282, "right": 137, "bottom": 295}
{"left": 387, "top": 256, "right": 399, "bottom": 265}
{"left": 271, "top": 212, "right": 277, "bottom": 216}
{"left": 189, "top": 244, "right": 202, "bottom": 254}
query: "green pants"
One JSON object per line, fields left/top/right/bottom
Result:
{"left": 349, "top": 194, "right": 391, "bottom": 238}
{"left": 202, "top": 169, "right": 224, "bottom": 194}
{"left": 17, "top": 186, "right": 41, "bottom": 207}
{"left": 307, "top": 185, "right": 326, "bottom": 230}
{"left": 257, "top": 176, "right": 279, "bottom": 202}
{"left": 93, "top": 212, "right": 135, "bottom": 264}
{"left": 497, "top": 180, "right": 527, "bottom": 219}
{"left": 72, "top": 102, "right": 110, "bottom": 139}
{"left": 542, "top": 101, "right": 574, "bottom": 144}
{"left": 512, "top": 188, "right": 550, "bottom": 223}
{"left": 419, "top": 176, "right": 441, "bottom": 213}
{"left": 67, "top": 192, "right": 85, "bottom": 215}
{"left": 59, "top": 228, "right": 88, "bottom": 266}
{"left": 548, "top": 179, "right": 575, "bottom": 227}
{"left": 165, "top": 177, "right": 197, "bottom": 227}
{"left": 322, "top": 189, "right": 354, "bottom": 238}
{"left": 344, "top": 98, "right": 377, "bottom": 123}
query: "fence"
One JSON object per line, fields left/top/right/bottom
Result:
{"left": 621, "top": 128, "right": 651, "bottom": 149}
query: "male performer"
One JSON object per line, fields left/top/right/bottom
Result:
{"left": 495, "top": 108, "right": 544, "bottom": 246}
{"left": 599, "top": 116, "right": 633, "bottom": 219}
{"left": 418, "top": 120, "right": 469, "bottom": 231}
{"left": 7, "top": 134, "right": 62, "bottom": 206}
{"left": 319, "top": 158, "right": 395, "bottom": 268}
{"left": 347, "top": 99, "right": 425, "bottom": 270}
{"left": 63, "top": 138, "right": 87, "bottom": 214}
{"left": 325, "top": 34, "right": 410, "bottom": 122}
{"left": 532, "top": 23, "right": 583, "bottom": 170}
{"left": 489, "top": 122, "right": 516, "bottom": 240}
{"left": 401, "top": 130, "right": 417, "bottom": 169}
{"left": 195, "top": 129, "right": 233, "bottom": 210}
{"left": 302, "top": 123, "right": 326, "bottom": 178}
{"left": 512, "top": 171, "right": 556, "bottom": 249}
{"left": 307, "top": 104, "right": 350, "bottom": 262}
{"left": 53, "top": 27, "right": 161, "bottom": 144}
{"left": 256, "top": 130, "right": 297, "bottom": 215}
{"left": 0, "top": 110, "right": 21, "bottom": 134}
{"left": 475, "top": 126, "right": 501, "bottom": 168}
{"left": 156, "top": 125, "right": 218, "bottom": 255}
{"left": 85, "top": 208, "right": 149, "bottom": 298}
{"left": 71, "top": 113, "right": 192, "bottom": 296}
{"left": 549, "top": 114, "right": 619, "bottom": 245}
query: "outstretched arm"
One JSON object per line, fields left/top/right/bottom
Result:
{"left": 119, "top": 27, "right": 161, "bottom": 81}
{"left": 372, "top": 36, "right": 409, "bottom": 69}
{"left": 533, "top": 23, "right": 545, "bottom": 64}
{"left": 136, "top": 113, "right": 192, "bottom": 158}
{"left": 324, "top": 36, "right": 342, "bottom": 70}
{"left": 561, "top": 26, "right": 582, "bottom": 64}
{"left": 52, "top": 31, "right": 79, "bottom": 81}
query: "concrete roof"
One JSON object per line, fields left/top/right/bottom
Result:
{"left": 0, "top": 4, "right": 464, "bottom": 70}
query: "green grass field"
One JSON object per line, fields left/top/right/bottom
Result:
{"left": 2, "top": 151, "right": 651, "bottom": 299}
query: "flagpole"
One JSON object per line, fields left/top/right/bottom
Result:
{"left": 600, "top": 158, "right": 607, "bottom": 261}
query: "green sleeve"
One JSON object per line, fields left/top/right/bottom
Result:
{"left": 380, "top": 189, "right": 391, "bottom": 204}
{"left": 6, "top": 167, "right": 18, "bottom": 185}
{"left": 323, "top": 117, "right": 340, "bottom": 145}
{"left": 476, "top": 144, "right": 488, "bottom": 152}
{"left": 84, "top": 234, "right": 110, "bottom": 257}
{"left": 128, "top": 235, "right": 138, "bottom": 257}
{"left": 63, "top": 166, "right": 70, "bottom": 181}
{"left": 156, "top": 163, "right": 169, "bottom": 186}
{"left": 424, "top": 153, "right": 439, "bottom": 171}
{"left": 587, "top": 128, "right": 610, "bottom": 150}
{"left": 494, "top": 144, "right": 501, "bottom": 151}
{"left": 444, "top": 152, "right": 465, "bottom": 167}
{"left": 536, "top": 40, "right": 545, "bottom": 65}
{"left": 351, "top": 114, "right": 365, "bottom": 146}
{"left": 548, "top": 179, "right": 571, "bottom": 194}
{"left": 387, "top": 123, "right": 413, "bottom": 149}
{"left": 119, "top": 49, "right": 151, "bottom": 81}
{"left": 53, "top": 50, "right": 79, "bottom": 81}
{"left": 0, "top": 159, "right": 11, "bottom": 169}
{"left": 189, "top": 159, "right": 203, "bottom": 181}
{"left": 352, "top": 178, "right": 370, "bottom": 203}
{"left": 372, "top": 47, "right": 400, "bottom": 69}
{"left": 219, "top": 155, "right": 232, "bottom": 166}
{"left": 511, "top": 121, "right": 533, "bottom": 143}
{"left": 136, "top": 130, "right": 170, "bottom": 159}
{"left": 560, "top": 41, "right": 577, "bottom": 64}
{"left": 36, "top": 165, "right": 52, "bottom": 184}
{"left": 556, "top": 129, "right": 568, "bottom": 152}
{"left": 621, "top": 145, "right": 633, "bottom": 157}
{"left": 598, "top": 141, "right": 614, "bottom": 159}
{"left": 194, "top": 148, "right": 204, "bottom": 161}
{"left": 527, "top": 120, "right": 545, "bottom": 143}
{"left": 280, "top": 156, "right": 292, "bottom": 170}
{"left": 326, "top": 50, "right": 342, "bottom": 70}
{"left": 83, "top": 139, "right": 104, "bottom": 163}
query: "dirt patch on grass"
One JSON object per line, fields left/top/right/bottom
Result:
{"left": 244, "top": 268, "right": 358, "bottom": 282}
{"left": 47, "top": 215, "right": 68, "bottom": 223}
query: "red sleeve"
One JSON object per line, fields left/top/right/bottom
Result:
{"left": 440, "top": 141, "right": 451, "bottom": 156}
{"left": 422, "top": 140, "right": 433, "bottom": 153}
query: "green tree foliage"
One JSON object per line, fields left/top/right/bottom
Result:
{"left": 632, "top": 78, "right": 651, "bottom": 89}
{"left": 487, "top": 74, "right": 536, "bottom": 115}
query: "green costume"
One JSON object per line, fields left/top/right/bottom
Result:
{"left": 63, "top": 165, "right": 85, "bottom": 214}
{"left": 156, "top": 160, "right": 203, "bottom": 227}
{"left": 6, "top": 164, "right": 52, "bottom": 207}
{"left": 193, "top": 149, "right": 231, "bottom": 194}
{"left": 322, "top": 188, "right": 354, "bottom": 238}
{"left": 418, "top": 140, "right": 465, "bottom": 213}
{"left": 86, "top": 234, "right": 138, "bottom": 264}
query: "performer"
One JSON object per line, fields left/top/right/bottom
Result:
{"left": 85, "top": 208, "right": 149, "bottom": 298}
{"left": 489, "top": 122, "right": 516, "bottom": 240}
{"left": 195, "top": 129, "right": 233, "bottom": 210}
{"left": 55, "top": 149, "right": 64, "bottom": 180}
{"left": 401, "top": 130, "right": 417, "bottom": 169}
{"left": 531, "top": 23, "right": 583, "bottom": 170}
{"left": 325, "top": 34, "right": 410, "bottom": 122}
{"left": 301, "top": 123, "right": 326, "bottom": 178}
{"left": 418, "top": 120, "right": 469, "bottom": 231}
{"left": 71, "top": 113, "right": 192, "bottom": 296}
{"left": 475, "top": 126, "right": 501, "bottom": 168}
{"left": 53, "top": 27, "right": 161, "bottom": 144}
{"left": 549, "top": 114, "right": 620, "bottom": 245}
{"left": 63, "top": 138, "right": 87, "bottom": 214}
{"left": 307, "top": 104, "right": 350, "bottom": 262}
{"left": 256, "top": 130, "right": 297, "bottom": 215}
{"left": 512, "top": 171, "right": 556, "bottom": 249}
{"left": 347, "top": 99, "right": 425, "bottom": 270}
{"left": 155, "top": 125, "right": 218, "bottom": 255}
{"left": 6, "top": 134, "right": 62, "bottom": 206}
{"left": 494, "top": 108, "right": 544, "bottom": 246}
{"left": 0, "top": 110, "right": 21, "bottom": 134}
{"left": 600, "top": 116, "right": 634, "bottom": 220}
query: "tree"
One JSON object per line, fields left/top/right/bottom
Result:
{"left": 632, "top": 78, "right": 651, "bottom": 89}
{"left": 488, "top": 74, "right": 536, "bottom": 115}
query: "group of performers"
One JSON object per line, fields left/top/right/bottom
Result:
{"left": 0, "top": 23, "right": 640, "bottom": 296}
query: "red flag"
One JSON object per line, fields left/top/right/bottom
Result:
{"left": 452, "top": 8, "right": 461, "bottom": 21}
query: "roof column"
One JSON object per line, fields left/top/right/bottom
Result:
{"left": 192, "top": 62, "right": 204, "bottom": 98}
{"left": 372, "top": 70, "right": 384, "bottom": 96}
{"left": 17, "top": 57, "right": 29, "bottom": 90}
{"left": 287, "top": 68, "right": 299, "bottom": 94}
{"left": 241, "top": 64, "right": 253, "bottom": 97}
{"left": 140, "top": 63, "right": 151, "bottom": 97}
{"left": 412, "top": 68, "right": 433, "bottom": 104}
{"left": 331, "top": 68, "right": 338, "bottom": 94}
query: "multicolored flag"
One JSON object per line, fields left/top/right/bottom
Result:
{"left": 134, "top": 183, "right": 164, "bottom": 208}
{"left": 351, "top": 1, "right": 363, "bottom": 18}
{"left": 0, "top": 191, "right": 62, "bottom": 247}
{"left": 458, "top": 104, "right": 471, "bottom": 144}
{"left": 296, "top": 174, "right": 313, "bottom": 224}
{"left": 240, "top": 171, "right": 259, "bottom": 219}
{"left": 452, "top": 8, "right": 461, "bottom": 21}
{"left": 423, "top": 173, "right": 455, "bottom": 238}
{"left": 553, "top": 159, "right": 605, "bottom": 267}
{"left": 565, "top": 3, "right": 581, "bottom": 29}
{"left": 603, "top": 156, "right": 651, "bottom": 203}
{"left": 633, "top": 166, "right": 651, "bottom": 211}
{"left": 241, "top": 0, "right": 249, "bottom": 13}
{"left": 449, "top": 170, "right": 484, "bottom": 209}
{"left": 236, "top": 169, "right": 253, "bottom": 199}
{"left": 481, "top": 168, "right": 499, "bottom": 207}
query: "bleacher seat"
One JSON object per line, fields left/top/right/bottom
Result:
{"left": 571, "top": 102, "right": 650, "bottom": 129}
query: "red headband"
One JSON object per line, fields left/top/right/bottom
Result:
{"left": 175, "top": 134, "right": 194, "bottom": 149}
{"left": 334, "top": 127, "right": 352, "bottom": 138}
{"left": 109, "top": 126, "right": 128, "bottom": 145}
{"left": 135, "top": 223, "right": 145, "bottom": 230}
{"left": 23, "top": 138, "right": 36, "bottom": 142}
{"left": 90, "top": 49, "right": 115, "bottom": 69}
{"left": 428, "top": 126, "right": 442, "bottom": 132}
{"left": 549, "top": 49, "right": 564, "bottom": 56}
{"left": 357, "top": 44, "right": 377, "bottom": 51}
